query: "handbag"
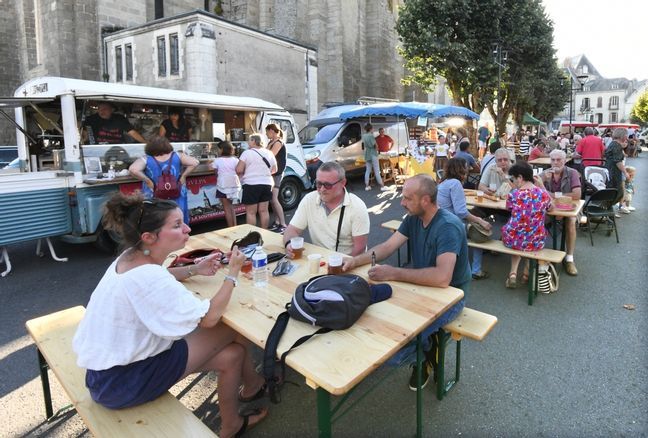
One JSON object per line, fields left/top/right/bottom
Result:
{"left": 153, "top": 152, "right": 181, "bottom": 199}
{"left": 538, "top": 262, "right": 559, "bottom": 294}
{"left": 466, "top": 222, "right": 492, "bottom": 243}
{"left": 231, "top": 231, "right": 263, "bottom": 258}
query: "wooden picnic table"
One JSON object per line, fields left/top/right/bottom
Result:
{"left": 465, "top": 193, "right": 585, "bottom": 250}
{"left": 179, "top": 224, "right": 464, "bottom": 437}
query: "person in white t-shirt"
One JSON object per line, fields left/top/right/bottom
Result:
{"left": 212, "top": 141, "right": 241, "bottom": 228}
{"left": 236, "top": 134, "right": 277, "bottom": 229}
{"left": 73, "top": 193, "right": 267, "bottom": 437}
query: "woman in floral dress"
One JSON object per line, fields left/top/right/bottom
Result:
{"left": 501, "top": 162, "right": 552, "bottom": 288}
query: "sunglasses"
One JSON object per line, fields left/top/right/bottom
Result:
{"left": 315, "top": 179, "right": 342, "bottom": 190}
{"left": 137, "top": 199, "right": 177, "bottom": 231}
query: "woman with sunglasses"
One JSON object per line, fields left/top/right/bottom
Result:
{"left": 73, "top": 193, "right": 268, "bottom": 437}
{"left": 437, "top": 157, "right": 493, "bottom": 280}
{"left": 501, "top": 162, "right": 551, "bottom": 288}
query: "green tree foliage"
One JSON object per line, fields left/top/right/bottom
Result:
{"left": 396, "top": 0, "right": 568, "bottom": 133}
{"left": 630, "top": 90, "right": 648, "bottom": 123}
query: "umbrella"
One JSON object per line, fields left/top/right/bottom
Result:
{"left": 338, "top": 102, "right": 479, "bottom": 120}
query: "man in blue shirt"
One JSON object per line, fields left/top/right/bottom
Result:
{"left": 454, "top": 140, "right": 480, "bottom": 173}
{"left": 343, "top": 174, "right": 471, "bottom": 390}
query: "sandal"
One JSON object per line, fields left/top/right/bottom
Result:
{"left": 238, "top": 383, "right": 267, "bottom": 403}
{"left": 232, "top": 407, "right": 268, "bottom": 438}
{"left": 505, "top": 273, "right": 517, "bottom": 289}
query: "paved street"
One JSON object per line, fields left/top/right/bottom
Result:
{"left": 1, "top": 155, "right": 647, "bottom": 437}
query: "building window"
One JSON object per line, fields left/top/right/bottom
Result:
{"left": 611, "top": 83, "right": 619, "bottom": 89}
{"left": 597, "top": 97, "right": 602, "bottom": 108}
{"left": 581, "top": 97, "right": 590, "bottom": 111}
{"left": 596, "top": 113, "right": 603, "bottom": 124}
{"left": 125, "top": 44, "right": 133, "bottom": 80}
{"left": 609, "top": 112, "right": 618, "bottom": 123}
{"left": 169, "top": 33, "right": 179, "bottom": 75}
{"left": 115, "top": 46, "right": 123, "bottom": 81}
{"left": 157, "top": 36, "right": 167, "bottom": 77}
{"left": 609, "top": 96, "right": 619, "bottom": 109}
{"left": 582, "top": 65, "right": 588, "bottom": 74}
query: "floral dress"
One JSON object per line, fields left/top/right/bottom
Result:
{"left": 501, "top": 186, "right": 551, "bottom": 251}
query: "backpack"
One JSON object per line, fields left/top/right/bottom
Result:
{"left": 263, "top": 274, "right": 371, "bottom": 403}
{"left": 153, "top": 153, "right": 181, "bottom": 199}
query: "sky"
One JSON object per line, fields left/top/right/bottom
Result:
{"left": 542, "top": 0, "right": 647, "bottom": 80}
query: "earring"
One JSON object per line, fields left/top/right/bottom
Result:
{"left": 143, "top": 248, "right": 151, "bottom": 256}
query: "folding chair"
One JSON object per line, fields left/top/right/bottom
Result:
{"left": 581, "top": 188, "right": 619, "bottom": 246}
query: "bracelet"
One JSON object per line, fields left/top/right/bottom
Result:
{"left": 223, "top": 275, "right": 238, "bottom": 287}
{"left": 187, "top": 265, "right": 195, "bottom": 277}
{"left": 284, "top": 240, "right": 290, "bottom": 248}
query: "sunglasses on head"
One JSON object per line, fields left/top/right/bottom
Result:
{"left": 137, "top": 199, "right": 177, "bottom": 230}
{"left": 315, "top": 179, "right": 342, "bottom": 189}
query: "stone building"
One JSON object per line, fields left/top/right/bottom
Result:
{"left": 1, "top": 0, "right": 431, "bottom": 145}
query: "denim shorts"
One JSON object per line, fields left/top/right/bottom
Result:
{"left": 86, "top": 339, "right": 188, "bottom": 409}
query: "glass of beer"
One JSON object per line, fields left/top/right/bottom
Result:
{"left": 476, "top": 190, "right": 484, "bottom": 202}
{"left": 241, "top": 260, "right": 252, "bottom": 274}
{"left": 308, "top": 253, "right": 322, "bottom": 275}
{"left": 290, "top": 236, "right": 304, "bottom": 259}
{"left": 327, "top": 254, "right": 343, "bottom": 275}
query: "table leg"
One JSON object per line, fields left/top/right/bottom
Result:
{"left": 38, "top": 349, "right": 53, "bottom": 419}
{"left": 552, "top": 217, "right": 558, "bottom": 249}
{"left": 416, "top": 333, "right": 423, "bottom": 438}
{"left": 317, "top": 387, "right": 332, "bottom": 438}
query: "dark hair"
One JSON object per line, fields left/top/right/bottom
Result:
{"left": 145, "top": 135, "right": 174, "bottom": 156}
{"left": 364, "top": 123, "right": 373, "bottom": 132}
{"left": 459, "top": 140, "right": 470, "bottom": 152}
{"left": 168, "top": 107, "right": 183, "bottom": 117}
{"left": 489, "top": 141, "right": 501, "bottom": 153}
{"left": 102, "top": 192, "right": 178, "bottom": 250}
{"left": 265, "top": 123, "right": 284, "bottom": 139}
{"left": 509, "top": 161, "right": 533, "bottom": 182}
{"left": 219, "top": 141, "right": 235, "bottom": 157}
{"left": 444, "top": 157, "right": 468, "bottom": 181}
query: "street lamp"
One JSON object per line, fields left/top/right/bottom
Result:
{"left": 561, "top": 74, "right": 588, "bottom": 136}
{"left": 492, "top": 43, "right": 508, "bottom": 135}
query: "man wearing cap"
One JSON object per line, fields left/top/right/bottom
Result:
{"left": 83, "top": 102, "right": 146, "bottom": 144}
{"left": 541, "top": 149, "right": 581, "bottom": 276}
{"left": 342, "top": 174, "right": 470, "bottom": 391}
{"left": 283, "top": 161, "right": 369, "bottom": 257}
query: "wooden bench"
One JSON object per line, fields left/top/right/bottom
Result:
{"left": 380, "top": 220, "right": 410, "bottom": 266}
{"left": 434, "top": 307, "right": 498, "bottom": 400}
{"left": 25, "top": 306, "right": 217, "bottom": 437}
{"left": 468, "top": 240, "right": 566, "bottom": 305}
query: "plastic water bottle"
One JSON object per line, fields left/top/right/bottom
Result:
{"left": 252, "top": 246, "right": 268, "bottom": 287}
{"left": 107, "top": 164, "right": 115, "bottom": 179}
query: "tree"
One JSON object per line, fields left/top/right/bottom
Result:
{"left": 630, "top": 89, "right": 648, "bottom": 123}
{"left": 396, "top": 0, "right": 567, "bottom": 134}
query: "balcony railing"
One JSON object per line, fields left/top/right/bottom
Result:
{"left": 609, "top": 103, "right": 619, "bottom": 110}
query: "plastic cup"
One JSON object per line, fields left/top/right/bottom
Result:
{"left": 241, "top": 260, "right": 252, "bottom": 274}
{"left": 489, "top": 183, "right": 497, "bottom": 191}
{"left": 308, "top": 254, "right": 322, "bottom": 275}
{"left": 555, "top": 191, "right": 563, "bottom": 198}
{"left": 290, "top": 237, "right": 304, "bottom": 259}
{"left": 476, "top": 190, "right": 484, "bottom": 202}
{"left": 327, "top": 254, "right": 343, "bottom": 275}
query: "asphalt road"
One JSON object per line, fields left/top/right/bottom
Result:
{"left": 1, "top": 156, "right": 647, "bottom": 437}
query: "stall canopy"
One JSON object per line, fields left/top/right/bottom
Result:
{"left": 522, "top": 113, "right": 543, "bottom": 126}
{"left": 338, "top": 102, "right": 480, "bottom": 121}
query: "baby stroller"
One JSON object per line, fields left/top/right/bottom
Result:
{"left": 583, "top": 166, "right": 609, "bottom": 197}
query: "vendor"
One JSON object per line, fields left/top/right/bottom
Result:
{"left": 159, "top": 107, "right": 192, "bottom": 142}
{"left": 82, "top": 102, "right": 146, "bottom": 144}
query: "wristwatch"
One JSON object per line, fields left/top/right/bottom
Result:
{"left": 223, "top": 275, "right": 238, "bottom": 287}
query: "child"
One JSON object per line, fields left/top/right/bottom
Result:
{"left": 211, "top": 141, "right": 241, "bottom": 227}
{"left": 621, "top": 166, "right": 636, "bottom": 213}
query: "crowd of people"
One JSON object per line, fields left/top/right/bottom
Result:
{"left": 73, "top": 103, "right": 641, "bottom": 436}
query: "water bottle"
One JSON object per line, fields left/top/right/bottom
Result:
{"left": 107, "top": 164, "right": 115, "bottom": 179}
{"left": 252, "top": 246, "right": 268, "bottom": 287}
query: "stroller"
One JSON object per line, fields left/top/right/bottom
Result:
{"left": 583, "top": 166, "right": 609, "bottom": 197}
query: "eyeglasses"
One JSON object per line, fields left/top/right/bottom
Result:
{"left": 315, "top": 179, "right": 342, "bottom": 190}
{"left": 137, "top": 199, "right": 176, "bottom": 231}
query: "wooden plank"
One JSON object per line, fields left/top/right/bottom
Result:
{"left": 182, "top": 224, "right": 464, "bottom": 395}
{"left": 467, "top": 239, "right": 565, "bottom": 264}
{"left": 25, "top": 307, "right": 217, "bottom": 438}
{"left": 443, "top": 307, "right": 498, "bottom": 341}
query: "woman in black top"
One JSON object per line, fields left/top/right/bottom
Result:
{"left": 159, "top": 107, "right": 192, "bottom": 142}
{"left": 266, "top": 123, "right": 287, "bottom": 232}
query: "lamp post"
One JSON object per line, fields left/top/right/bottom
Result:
{"left": 563, "top": 74, "right": 588, "bottom": 136}
{"left": 492, "top": 43, "right": 508, "bottom": 136}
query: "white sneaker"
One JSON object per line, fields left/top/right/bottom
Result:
{"left": 380, "top": 186, "right": 390, "bottom": 191}
{"left": 365, "top": 186, "right": 372, "bottom": 191}
{"left": 627, "top": 206, "right": 636, "bottom": 211}
{"left": 619, "top": 206, "right": 630, "bottom": 214}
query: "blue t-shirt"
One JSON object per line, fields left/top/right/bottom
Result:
{"left": 397, "top": 208, "right": 471, "bottom": 290}
{"left": 454, "top": 150, "right": 477, "bottom": 167}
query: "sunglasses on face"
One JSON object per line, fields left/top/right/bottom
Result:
{"left": 315, "top": 179, "right": 342, "bottom": 190}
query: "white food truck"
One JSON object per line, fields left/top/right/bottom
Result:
{"left": 0, "top": 77, "right": 310, "bottom": 257}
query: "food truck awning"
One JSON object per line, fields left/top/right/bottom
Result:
{"left": 0, "top": 97, "right": 54, "bottom": 108}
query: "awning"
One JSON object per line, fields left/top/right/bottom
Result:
{"left": 522, "top": 113, "right": 543, "bottom": 125}
{"left": 339, "top": 102, "right": 479, "bottom": 121}
{"left": 0, "top": 97, "right": 54, "bottom": 108}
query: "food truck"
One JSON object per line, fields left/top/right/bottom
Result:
{"left": 0, "top": 77, "right": 310, "bottom": 254}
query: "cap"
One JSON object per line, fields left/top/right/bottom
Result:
{"left": 369, "top": 283, "right": 393, "bottom": 304}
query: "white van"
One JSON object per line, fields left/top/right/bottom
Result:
{"left": 0, "top": 76, "right": 310, "bottom": 252}
{"left": 299, "top": 105, "right": 409, "bottom": 177}
{"left": 639, "top": 128, "right": 647, "bottom": 146}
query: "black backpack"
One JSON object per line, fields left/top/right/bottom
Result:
{"left": 263, "top": 274, "right": 371, "bottom": 403}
